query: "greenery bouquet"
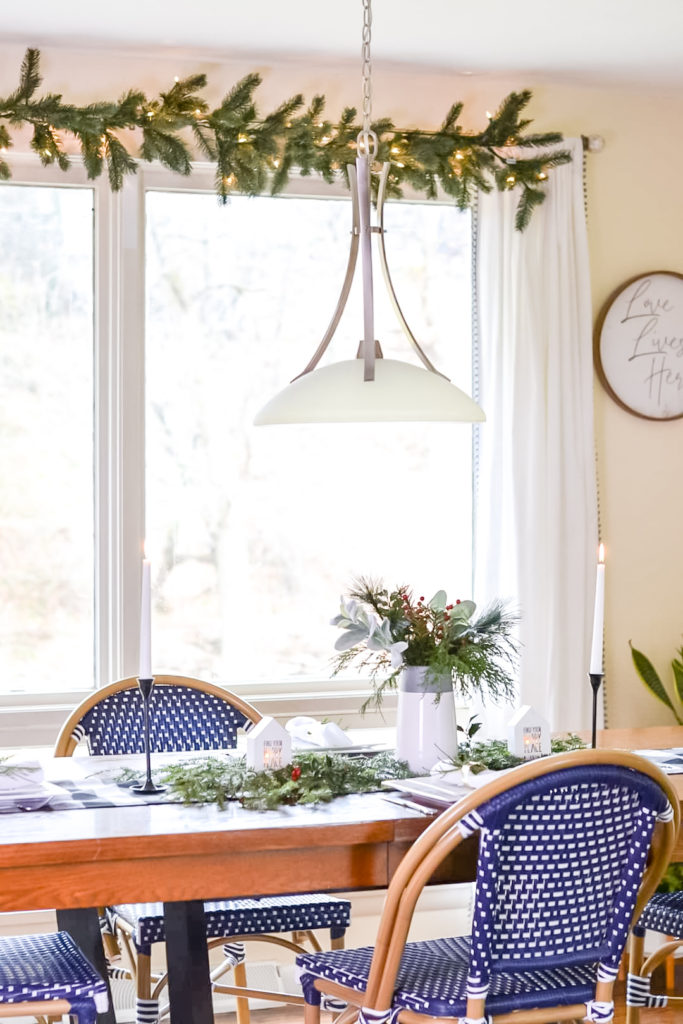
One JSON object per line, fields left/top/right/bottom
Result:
{"left": 331, "top": 577, "right": 519, "bottom": 710}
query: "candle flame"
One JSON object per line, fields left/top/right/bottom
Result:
{"left": 598, "top": 543, "right": 605, "bottom": 564}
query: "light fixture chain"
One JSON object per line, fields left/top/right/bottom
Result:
{"left": 361, "top": 0, "right": 372, "bottom": 134}
{"left": 358, "top": 0, "right": 378, "bottom": 157}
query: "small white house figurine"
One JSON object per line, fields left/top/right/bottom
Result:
{"left": 246, "top": 716, "right": 292, "bottom": 770}
{"left": 507, "top": 705, "right": 550, "bottom": 761}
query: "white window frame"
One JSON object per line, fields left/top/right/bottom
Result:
{"left": 0, "top": 154, "right": 471, "bottom": 746}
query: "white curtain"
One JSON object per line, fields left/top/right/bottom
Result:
{"left": 473, "top": 138, "right": 597, "bottom": 733}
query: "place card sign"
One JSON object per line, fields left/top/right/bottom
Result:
{"left": 595, "top": 271, "right": 683, "bottom": 421}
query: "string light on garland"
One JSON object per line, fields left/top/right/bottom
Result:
{"left": 0, "top": 47, "right": 572, "bottom": 229}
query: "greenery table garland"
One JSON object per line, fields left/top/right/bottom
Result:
{"left": 115, "top": 735, "right": 587, "bottom": 812}
{"left": 0, "top": 49, "right": 570, "bottom": 229}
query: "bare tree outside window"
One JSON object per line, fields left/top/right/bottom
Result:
{"left": 146, "top": 192, "right": 472, "bottom": 683}
{"left": 0, "top": 184, "right": 94, "bottom": 694}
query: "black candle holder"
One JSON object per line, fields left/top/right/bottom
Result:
{"left": 589, "top": 672, "right": 604, "bottom": 749}
{"left": 131, "top": 676, "right": 166, "bottom": 795}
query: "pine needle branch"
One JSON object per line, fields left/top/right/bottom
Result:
{"left": 0, "top": 48, "right": 570, "bottom": 229}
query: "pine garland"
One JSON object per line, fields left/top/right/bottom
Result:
{"left": 113, "top": 738, "right": 587, "bottom": 810}
{"left": 0, "top": 49, "right": 570, "bottom": 229}
{"left": 117, "top": 750, "right": 414, "bottom": 811}
{"left": 444, "top": 733, "right": 586, "bottom": 774}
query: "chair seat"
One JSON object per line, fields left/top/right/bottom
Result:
{"left": 297, "top": 935, "right": 600, "bottom": 1017}
{"left": 636, "top": 891, "right": 683, "bottom": 937}
{"left": 111, "top": 893, "right": 351, "bottom": 951}
{"left": 0, "top": 931, "right": 109, "bottom": 1010}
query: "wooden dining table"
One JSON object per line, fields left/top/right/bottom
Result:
{"left": 0, "top": 783, "right": 471, "bottom": 1024}
{"left": 1, "top": 726, "right": 682, "bottom": 1024}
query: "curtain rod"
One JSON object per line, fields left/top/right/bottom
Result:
{"left": 582, "top": 135, "right": 605, "bottom": 152}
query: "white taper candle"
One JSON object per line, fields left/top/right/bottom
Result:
{"left": 589, "top": 544, "right": 605, "bottom": 674}
{"left": 139, "top": 557, "right": 152, "bottom": 679}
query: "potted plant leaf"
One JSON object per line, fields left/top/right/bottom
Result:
{"left": 630, "top": 640, "right": 683, "bottom": 724}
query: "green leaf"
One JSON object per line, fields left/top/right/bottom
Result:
{"left": 428, "top": 590, "right": 447, "bottom": 611}
{"left": 630, "top": 642, "right": 683, "bottom": 723}
{"left": 672, "top": 653, "right": 683, "bottom": 706}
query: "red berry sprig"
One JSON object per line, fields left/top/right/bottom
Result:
{"left": 291, "top": 765, "right": 302, "bottom": 782}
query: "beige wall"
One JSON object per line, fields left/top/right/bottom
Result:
{"left": 2, "top": 43, "right": 682, "bottom": 728}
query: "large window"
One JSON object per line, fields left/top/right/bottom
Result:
{"left": 0, "top": 167, "right": 473, "bottom": 710}
{"left": 145, "top": 190, "right": 472, "bottom": 683}
{"left": 0, "top": 183, "right": 94, "bottom": 696}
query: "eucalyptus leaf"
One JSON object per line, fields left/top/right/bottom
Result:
{"left": 451, "top": 600, "right": 476, "bottom": 619}
{"left": 428, "top": 590, "right": 447, "bottom": 611}
{"left": 333, "top": 627, "right": 368, "bottom": 651}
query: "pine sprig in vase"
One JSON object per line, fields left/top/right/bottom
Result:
{"left": 331, "top": 577, "right": 519, "bottom": 711}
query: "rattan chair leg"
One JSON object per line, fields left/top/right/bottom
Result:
{"left": 627, "top": 929, "right": 645, "bottom": 1024}
{"left": 136, "top": 950, "right": 153, "bottom": 1003}
{"left": 665, "top": 935, "right": 675, "bottom": 991}
{"left": 304, "top": 1000, "right": 322, "bottom": 1024}
{"left": 331, "top": 933, "right": 345, "bottom": 950}
{"left": 233, "top": 958, "right": 251, "bottom": 1024}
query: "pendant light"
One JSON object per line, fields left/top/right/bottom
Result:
{"left": 254, "top": 0, "right": 485, "bottom": 426}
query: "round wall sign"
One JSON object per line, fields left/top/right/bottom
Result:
{"left": 594, "top": 271, "right": 683, "bottom": 421}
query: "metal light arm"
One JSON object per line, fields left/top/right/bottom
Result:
{"left": 292, "top": 168, "right": 360, "bottom": 381}
{"left": 357, "top": 152, "right": 376, "bottom": 382}
{"left": 375, "top": 163, "right": 449, "bottom": 379}
{"left": 290, "top": 157, "right": 447, "bottom": 385}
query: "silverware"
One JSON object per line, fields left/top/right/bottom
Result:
{"left": 381, "top": 794, "right": 437, "bottom": 816}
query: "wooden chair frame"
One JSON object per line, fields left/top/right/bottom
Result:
{"left": 302, "top": 749, "right": 679, "bottom": 1024}
{"left": 54, "top": 674, "right": 262, "bottom": 757}
{"left": 53, "top": 674, "right": 341, "bottom": 1024}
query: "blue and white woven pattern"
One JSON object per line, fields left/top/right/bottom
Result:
{"left": 634, "top": 889, "right": 683, "bottom": 937}
{"left": 626, "top": 973, "right": 669, "bottom": 1009}
{"left": 74, "top": 685, "right": 249, "bottom": 754}
{"left": 464, "top": 765, "right": 668, "bottom": 992}
{"left": 626, "top": 889, "right": 683, "bottom": 1008}
{"left": 298, "top": 935, "right": 603, "bottom": 1017}
{"left": 109, "top": 893, "right": 351, "bottom": 955}
{"left": 0, "top": 931, "right": 109, "bottom": 1022}
{"left": 298, "top": 764, "right": 670, "bottom": 1021}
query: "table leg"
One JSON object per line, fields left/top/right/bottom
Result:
{"left": 163, "top": 899, "right": 214, "bottom": 1024}
{"left": 56, "top": 907, "right": 116, "bottom": 1024}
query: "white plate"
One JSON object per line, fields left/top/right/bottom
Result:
{"left": 382, "top": 775, "right": 470, "bottom": 808}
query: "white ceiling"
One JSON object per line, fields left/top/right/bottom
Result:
{"left": 1, "top": 0, "right": 682, "bottom": 85}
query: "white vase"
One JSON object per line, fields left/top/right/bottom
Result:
{"left": 395, "top": 666, "right": 458, "bottom": 773}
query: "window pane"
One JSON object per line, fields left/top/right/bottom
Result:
{"left": 0, "top": 185, "right": 94, "bottom": 694}
{"left": 146, "top": 191, "right": 471, "bottom": 682}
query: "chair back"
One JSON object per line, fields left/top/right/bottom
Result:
{"left": 366, "top": 750, "right": 678, "bottom": 1014}
{"left": 54, "top": 675, "right": 261, "bottom": 756}
{"left": 465, "top": 762, "right": 671, "bottom": 987}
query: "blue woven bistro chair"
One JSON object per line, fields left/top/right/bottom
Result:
{"left": 0, "top": 931, "right": 109, "bottom": 1023}
{"left": 626, "top": 888, "right": 683, "bottom": 1022}
{"left": 54, "top": 675, "right": 351, "bottom": 1024}
{"left": 297, "top": 749, "right": 678, "bottom": 1024}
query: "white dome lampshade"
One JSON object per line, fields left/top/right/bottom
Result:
{"left": 254, "top": 0, "right": 484, "bottom": 429}
{"left": 254, "top": 358, "right": 486, "bottom": 425}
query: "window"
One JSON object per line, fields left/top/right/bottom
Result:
{"left": 0, "top": 183, "right": 94, "bottom": 696}
{"left": 145, "top": 189, "right": 472, "bottom": 683}
{"left": 0, "top": 163, "right": 473, "bottom": 716}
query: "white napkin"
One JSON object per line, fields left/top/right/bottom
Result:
{"left": 286, "top": 716, "right": 354, "bottom": 749}
{"left": 0, "top": 760, "right": 72, "bottom": 812}
{"left": 430, "top": 762, "right": 514, "bottom": 790}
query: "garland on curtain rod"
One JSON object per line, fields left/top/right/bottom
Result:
{"left": 0, "top": 49, "right": 571, "bottom": 229}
